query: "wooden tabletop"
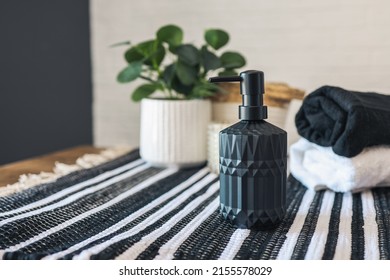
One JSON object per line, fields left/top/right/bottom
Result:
{"left": 0, "top": 145, "right": 103, "bottom": 187}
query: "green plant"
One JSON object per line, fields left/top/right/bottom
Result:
{"left": 115, "top": 24, "right": 246, "bottom": 101}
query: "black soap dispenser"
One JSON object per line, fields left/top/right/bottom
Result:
{"left": 209, "top": 70, "right": 287, "bottom": 229}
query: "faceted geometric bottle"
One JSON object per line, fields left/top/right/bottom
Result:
{"left": 209, "top": 70, "right": 287, "bottom": 229}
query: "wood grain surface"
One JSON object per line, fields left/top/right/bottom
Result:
{"left": 0, "top": 146, "right": 103, "bottom": 187}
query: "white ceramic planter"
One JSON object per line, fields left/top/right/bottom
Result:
{"left": 140, "top": 98, "right": 211, "bottom": 168}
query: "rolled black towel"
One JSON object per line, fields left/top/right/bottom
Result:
{"left": 295, "top": 85, "right": 390, "bottom": 157}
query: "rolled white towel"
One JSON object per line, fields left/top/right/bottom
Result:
{"left": 290, "top": 138, "right": 390, "bottom": 192}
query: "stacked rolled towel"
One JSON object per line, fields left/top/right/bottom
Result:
{"left": 290, "top": 138, "right": 390, "bottom": 192}
{"left": 291, "top": 85, "right": 390, "bottom": 192}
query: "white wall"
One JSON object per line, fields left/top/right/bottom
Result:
{"left": 91, "top": 0, "right": 390, "bottom": 147}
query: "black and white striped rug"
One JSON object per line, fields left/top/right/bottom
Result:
{"left": 0, "top": 149, "right": 388, "bottom": 260}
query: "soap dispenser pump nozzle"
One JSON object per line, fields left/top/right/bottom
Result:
{"left": 209, "top": 70, "right": 267, "bottom": 121}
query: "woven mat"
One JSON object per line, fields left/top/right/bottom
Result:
{"left": 0, "top": 150, "right": 389, "bottom": 260}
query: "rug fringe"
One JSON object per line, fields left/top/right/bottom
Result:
{"left": 0, "top": 146, "right": 133, "bottom": 197}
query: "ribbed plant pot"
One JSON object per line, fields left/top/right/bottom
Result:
{"left": 140, "top": 98, "right": 211, "bottom": 168}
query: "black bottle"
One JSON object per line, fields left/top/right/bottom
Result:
{"left": 209, "top": 70, "right": 287, "bottom": 229}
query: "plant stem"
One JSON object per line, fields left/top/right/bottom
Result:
{"left": 140, "top": 75, "right": 155, "bottom": 83}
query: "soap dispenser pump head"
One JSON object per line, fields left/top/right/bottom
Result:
{"left": 209, "top": 70, "right": 268, "bottom": 121}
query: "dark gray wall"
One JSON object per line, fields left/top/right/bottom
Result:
{"left": 0, "top": 0, "right": 92, "bottom": 165}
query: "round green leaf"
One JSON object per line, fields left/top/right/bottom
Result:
{"left": 163, "top": 63, "right": 176, "bottom": 86}
{"left": 124, "top": 47, "right": 144, "bottom": 63}
{"left": 220, "top": 52, "right": 246, "bottom": 69}
{"left": 200, "top": 46, "right": 221, "bottom": 72}
{"left": 135, "top": 40, "right": 156, "bottom": 56}
{"left": 156, "top": 24, "right": 183, "bottom": 47}
{"left": 176, "top": 60, "right": 197, "bottom": 85}
{"left": 176, "top": 44, "right": 200, "bottom": 66}
{"left": 205, "top": 29, "right": 229, "bottom": 50}
{"left": 131, "top": 84, "right": 159, "bottom": 102}
{"left": 192, "top": 82, "right": 220, "bottom": 98}
{"left": 171, "top": 76, "right": 193, "bottom": 95}
{"left": 117, "top": 61, "right": 143, "bottom": 83}
{"left": 145, "top": 44, "right": 165, "bottom": 66}
{"left": 135, "top": 40, "right": 165, "bottom": 66}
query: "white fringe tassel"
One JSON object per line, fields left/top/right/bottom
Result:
{"left": 0, "top": 146, "right": 133, "bottom": 197}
